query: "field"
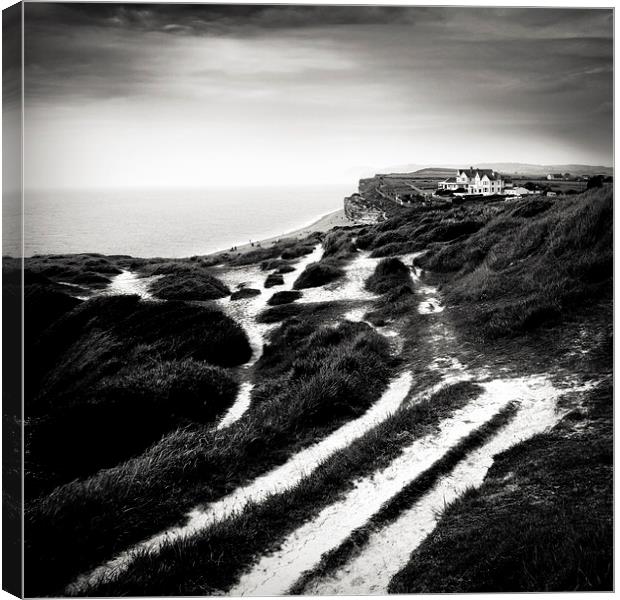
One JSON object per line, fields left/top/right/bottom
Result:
{"left": 17, "top": 186, "right": 612, "bottom": 596}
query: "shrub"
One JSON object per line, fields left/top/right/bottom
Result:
{"left": 293, "top": 260, "right": 344, "bottom": 289}
{"left": 276, "top": 264, "right": 296, "bottom": 274}
{"left": 268, "top": 290, "right": 302, "bottom": 306}
{"left": 230, "top": 288, "right": 261, "bottom": 300}
{"left": 265, "top": 273, "right": 284, "bottom": 288}
{"left": 281, "top": 245, "right": 315, "bottom": 260}
{"left": 149, "top": 269, "right": 229, "bottom": 301}
{"left": 322, "top": 229, "right": 357, "bottom": 258}
{"left": 365, "top": 258, "right": 412, "bottom": 294}
{"left": 260, "top": 259, "right": 289, "bottom": 272}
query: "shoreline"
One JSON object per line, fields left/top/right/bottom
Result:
{"left": 207, "top": 208, "right": 354, "bottom": 258}
{"left": 14, "top": 209, "right": 355, "bottom": 261}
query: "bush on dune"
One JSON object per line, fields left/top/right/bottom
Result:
{"left": 230, "top": 288, "right": 261, "bottom": 300}
{"left": 268, "top": 290, "right": 302, "bottom": 305}
{"left": 357, "top": 204, "right": 489, "bottom": 257}
{"left": 365, "top": 258, "right": 413, "bottom": 294}
{"left": 293, "top": 259, "right": 344, "bottom": 289}
{"left": 257, "top": 300, "right": 347, "bottom": 324}
{"left": 147, "top": 265, "right": 230, "bottom": 301}
{"left": 265, "top": 273, "right": 284, "bottom": 288}
{"left": 322, "top": 229, "right": 358, "bottom": 259}
{"left": 260, "top": 258, "right": 290, "bottom": 271}
{"left": 276, "top": 264, "right": 296, "bottom": 274}
{"left": 281, "top": 244, "right": 315, "bottom": 260}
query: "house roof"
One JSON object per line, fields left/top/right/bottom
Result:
{"left": 457, "top": 168, "right": 502, "bottom": 181}
{"left": 443, "top": 177, "right": 457, "bottom": 183}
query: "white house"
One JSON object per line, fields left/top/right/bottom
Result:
{"left": 438, "top": 168, "right": 505, "bottom": 196}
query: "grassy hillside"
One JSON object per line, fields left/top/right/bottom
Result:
{"left": 26, "top": 317, "right": 396, "bottom": 596}
{"left": 356, "top": 186, "right": 612, "bottom": 340}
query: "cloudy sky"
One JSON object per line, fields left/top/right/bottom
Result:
{"left": 24, "top": 3, "right": 613, "bottom": 190}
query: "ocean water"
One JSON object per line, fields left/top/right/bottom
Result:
{"left": 9, "top": 185, "right": 351, "bottom": 258}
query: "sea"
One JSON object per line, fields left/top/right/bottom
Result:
{"left": 5, "top": 185, "right": 352, "bottom": 258}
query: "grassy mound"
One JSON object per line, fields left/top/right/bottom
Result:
{"left": 293, "top": 260, "right": 344, "bottom": 289}
{"left": 264, "top": 273, "right": 284, "bottom": 288}
{"left": 365, "top": 258, "right": 412, "bottom": 294}
{"left": 27, "top": 360, "right": 237, "bottom": 497}
{"left": 24, "top": 292, "right": 249, "bottom": 497}
{"left": 147, "top": 265, "right": 230, "bottom": 301}
{"left": 257, "top": 300, "right": 347, "bottom": 324}
{"left": 267, "top": 290, "right": 302, "bottom": 306}
{"left": 220, "top": 234, "right": 320, "bottom": 267}
{"left": 260, "top": 258, "right": 290, "bottom": 271}
{"left": 276, "top": 264, "right": 296, "bottom": 274}
{"left": 230, "top": 288, "right": 261, "bottom": 300}
{"left": 280, "top": 244, "right": 316, "bottom": 260}
{"left": 322, "top": 228, "right": 358, "bottom": 258}
{"left": 29, "top": 295, "right": 251, "bottom": 414}
{"left": 23, "top": 254, "right": 123, "bottom": 285}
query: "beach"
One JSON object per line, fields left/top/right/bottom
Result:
{"left": 211, "top": 208, "right": 353, "bottom": 258}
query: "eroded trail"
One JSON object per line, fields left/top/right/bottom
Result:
{"left": 298, "top": 378, "right": 597, "bottom": 596}
{"left": 66, "top": 371, "right": 413, "bottom": 594}
{"left": 213, "top": 243, "right": 324, "bottom": 428}
{"left": 229, "top": 374, "right": 579, "bottom": 596}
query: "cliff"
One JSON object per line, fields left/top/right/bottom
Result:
{"left": 343, "top": 192, "right": 386, "bottom": 224}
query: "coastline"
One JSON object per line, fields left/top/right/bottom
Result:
{"left": 209, "top": 208, "right": 353, "bottom": 258}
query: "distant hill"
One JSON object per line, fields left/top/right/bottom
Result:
{"left": 473, "top": 163, "right": 613, "bottom": 177}
{"left": 374, "top": 163, "right": 612, "bottom": 178}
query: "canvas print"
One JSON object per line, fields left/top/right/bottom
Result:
{"left": 2, "top": 3, "right": 613, "bottom": 597}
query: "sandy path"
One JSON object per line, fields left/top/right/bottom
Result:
{"left": 214, "top": 244, "right": 324, "bottom": 429}
{"left": 228, "top": 374, "right": 566, "bottom": 596}
{"left": 300, "top": 377, "right": 597, "bottom": 595}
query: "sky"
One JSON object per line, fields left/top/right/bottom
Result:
{"left": 23, "top": 3, "right": 613, "bottom": 190}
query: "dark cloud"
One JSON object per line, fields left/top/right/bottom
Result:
{"left": 23, "top": 4, "right": 613, "bottom": 177}
{"left": 24, "top": 3, "right": 438, "bottom": 35}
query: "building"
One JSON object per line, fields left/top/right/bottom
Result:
{"left": 546, "top": 173, "right": 565, "bottom": 180}
{"left": 438, "top": 167, "right": 505, "bottom": 196}
{"left": 504, "top": 186, "right": 535, "bottom": 197}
